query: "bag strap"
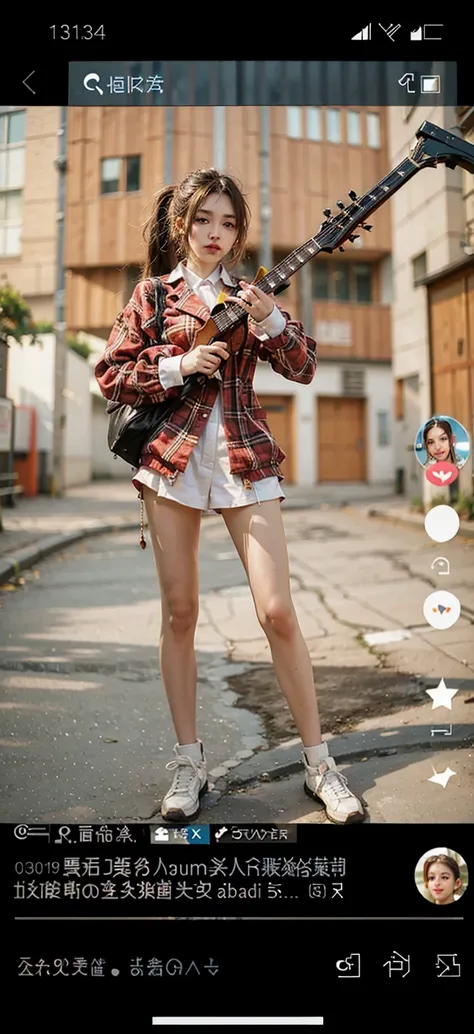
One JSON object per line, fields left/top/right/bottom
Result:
{"left": 150, "top": 276, "right": 167, "bottom": 342}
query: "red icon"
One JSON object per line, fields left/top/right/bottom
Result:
{"left": 425, "top": 461, "right": 459, "bottom": 487}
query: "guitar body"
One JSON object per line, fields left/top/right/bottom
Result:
{"left": 193, "top": 265, "right": 289, "bottom": 354}
{"left": 195, "top": 317, "right": 248, "bottom": 354}
{"left": 192, "top": 268, "right": 270, "bottom": 354}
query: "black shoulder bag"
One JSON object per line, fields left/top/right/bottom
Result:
{"left": 106, "top": 277, "right": 183, "bottom": 470}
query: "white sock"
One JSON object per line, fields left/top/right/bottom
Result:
{"left": 177, "top": 740, "right": 203, "bottom": 762}
{"left": 303, "top": 742, "right": 329, "bottom": 767}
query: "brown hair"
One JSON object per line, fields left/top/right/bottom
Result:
{"left": 142, "top": 168, "right": 250, "bottom": 278}
{"left": 423, "top": 854, "right": 461, "bottom": 886}
{"left": 423, "top": 418, "right": 457, "bottom": 464}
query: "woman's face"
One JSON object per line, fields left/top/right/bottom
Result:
{"left": 425, "top": 425, "right": 455, "bottom": 461}
{"left": 426, "top": 862, "right": 460, "bottom": 904}
{"left": 186, "top": 192, "right": 238, "bottom": 270}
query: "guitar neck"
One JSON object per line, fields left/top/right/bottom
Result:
{"left": 213, "top": 154, "right": 422, "bottom": 337}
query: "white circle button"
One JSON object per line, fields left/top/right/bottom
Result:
{"left": 423, "top": 590, "right": 461, "bottom": 629}
{"left": 424, "top": 505, "right": 459, "bottom": 543}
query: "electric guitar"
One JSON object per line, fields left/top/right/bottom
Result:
{"left": 181, "top": 119, "right": 474, "bottom": 396}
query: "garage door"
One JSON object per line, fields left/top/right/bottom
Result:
{"left": 317, "top": 396, "right": 367, "bottom": 481}
{"left": 257, "top": 394, "right": 294, "bottom": 482}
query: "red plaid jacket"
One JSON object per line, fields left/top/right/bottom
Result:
{"left": 94, "top": 273, "right": 317, "bottom": 484}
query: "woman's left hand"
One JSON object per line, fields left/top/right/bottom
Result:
{"left": 233, "top": 281, "right": 276, "bottom": 323}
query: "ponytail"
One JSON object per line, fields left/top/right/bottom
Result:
{"left": 142, "top": 184, "right": 177, "bottom": 279}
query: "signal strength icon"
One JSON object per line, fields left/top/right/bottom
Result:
{"left": 352, "top": 24, "right": 371, "bottom": 40}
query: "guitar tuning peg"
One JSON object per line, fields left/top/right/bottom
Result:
{"left": 362, "top": 224, "right": 372, "bottom": 231}
{"left": 348, "top": 190, "right": 358, "bottom": 200}
{"left": 339, "top": 246, "right": 345, "bottom": 252}
{"left": 336, "top": 200, "right": 345, "bottom": 209}
{"left": 323, "top": 208, "right": 331, "bottom": 217}
{"left": 348, "top": 234, "right": 360, "bottom": 243}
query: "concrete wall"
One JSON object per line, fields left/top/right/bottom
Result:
{"left": 6, "top": 333, "right": 92, "bottom": 488}
{"left": 388, "top": 99, "right": 465, "bottom": 502}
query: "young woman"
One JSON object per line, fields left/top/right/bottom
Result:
{"left": 422, "top": 417, "right": 465, "bottom": 468}
{"left": 95, "top": 167, "right": 364, "bottom": 826}
{"left": 423, "top": 855, "right": 463, "bottom": 905}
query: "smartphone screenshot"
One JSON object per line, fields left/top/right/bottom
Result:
{"left": 0, "top": 18, "right": 472, "bottom": 1029}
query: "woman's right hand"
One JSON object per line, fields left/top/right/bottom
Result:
{"left": 180, "top": 342, "right": 230, "bottom": 377}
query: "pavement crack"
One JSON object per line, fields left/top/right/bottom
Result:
{"left": 0, "top": 660, "right": 158, "bottom": 678}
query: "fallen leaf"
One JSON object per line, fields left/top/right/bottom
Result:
{"left": 0, "top": 584, "right": 16, "bottom": 591}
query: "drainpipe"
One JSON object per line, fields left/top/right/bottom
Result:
{"left": 50, "top": 105, "right": 67, "bottom": 496}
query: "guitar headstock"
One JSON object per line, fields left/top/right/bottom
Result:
{"left": 314, "top": 120, "right": 474, "bottom": 256}
{"left": 412, "top": 121, "right": 474, "bottom": 174}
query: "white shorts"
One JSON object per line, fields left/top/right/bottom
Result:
{"left": 132, "top": 391, "right": 285, "bottom": 513}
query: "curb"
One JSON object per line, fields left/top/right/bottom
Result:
{"left": 0, "top": 494, "right": 396, "bottom": 584}
{"left": 366, "top": 507, "right": 474, "bottom": 539}
{"left": 212, "top": 721, "right": 474, "bottom": 793}
{"left": 0, "top": 520, "right": 141, "bottom": 585}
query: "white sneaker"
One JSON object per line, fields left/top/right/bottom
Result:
{"left": 161, "top": 741, "right": 208, "bottom": 822}
{"left": 303, "top": 749, "right": 365, "bottom": 824}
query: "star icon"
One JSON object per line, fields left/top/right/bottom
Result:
{"left": 426, "top": 679, "right": 459, "bottom": 710}
{"left": 428, "top": 766, "right": 457, "bottom": 789}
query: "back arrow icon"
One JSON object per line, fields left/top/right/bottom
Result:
{"left": 22, "top": 71, "right": 36, "bottom": 95}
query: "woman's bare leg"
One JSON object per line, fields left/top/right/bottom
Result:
{"left": 222, "top": 499, "right": 364, "bottom": 823}
{"left": 221, "top": 500, "right": 322, "bottom": 745}
{"left": 143, "top": 488, "right": 202, "bottom": 744}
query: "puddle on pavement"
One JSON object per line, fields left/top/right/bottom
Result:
{"left": 225, "top": 664, "right": 428, "bottom": 748}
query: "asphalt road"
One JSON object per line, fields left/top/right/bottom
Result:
{"left": 1, "top": 506, "right": 473, "bottom": 823}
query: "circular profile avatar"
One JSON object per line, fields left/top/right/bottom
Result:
{"left": 414, "top": 415, "right": 470, "bottom": 471}
{"left": 415, "top": 848, "right": 468, "bottom": 906}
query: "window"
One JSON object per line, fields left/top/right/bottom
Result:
{"left": 312, "top": 261, "right": 372, "bottom": 303}
{"left": 101, "top": 158, "right": 120, "bottom": 194}
{"left": 313, "top": 262, "right": 330, "bottom": 300}
{"left": 306, "top": 107, "right": 322, "bottom": 141}
{"left": 326, "top": 109, "right": 341, "bottom": 143}
{"left": 126, "top": 156, "right": 140, "bottom": 192}
{"left": 347, "top": 110, "right": 360, "bottom": 145}
{"left": 366, "top": 112, "right": 380, "bottom": 148}
{"left": 377, "top": 411, "right": 390, "bottom": 447}
{"left": 0, "top": 190, "right": 22, "bottom": 255}
{"left": 0, "top": 109, "right": 25, "bottom": 256}
{"left": 412, "top": 251, "right": 427, "bottom": 284}
{"left": 286, "top": 106, "right": 302, "bottom": 139}
{"left": 101, "top": 156, "right": 141, "bottom": 195}
{"left": 353, "top": 263, "right": 372, "bottom": 302}
{"left": 334, "top": 265, "right": 349, "bottom": 301}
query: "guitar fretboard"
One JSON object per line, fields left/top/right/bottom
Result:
{"left": 212, "top": 154, "right": 419, "bottom": 337}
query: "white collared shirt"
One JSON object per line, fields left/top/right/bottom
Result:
{"left": 159, "top": 261, "right": 286, "bottom": 387}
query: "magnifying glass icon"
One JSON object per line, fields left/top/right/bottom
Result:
{"left": 83, "top": 72, "right": 104, "bottom": 95}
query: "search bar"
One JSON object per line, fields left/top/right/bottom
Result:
{"left": 152, "top": 1020, "right": 324, "bottom": 1026}
{"left": 69, "top": 62, "right": 165, "bottom": 104}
